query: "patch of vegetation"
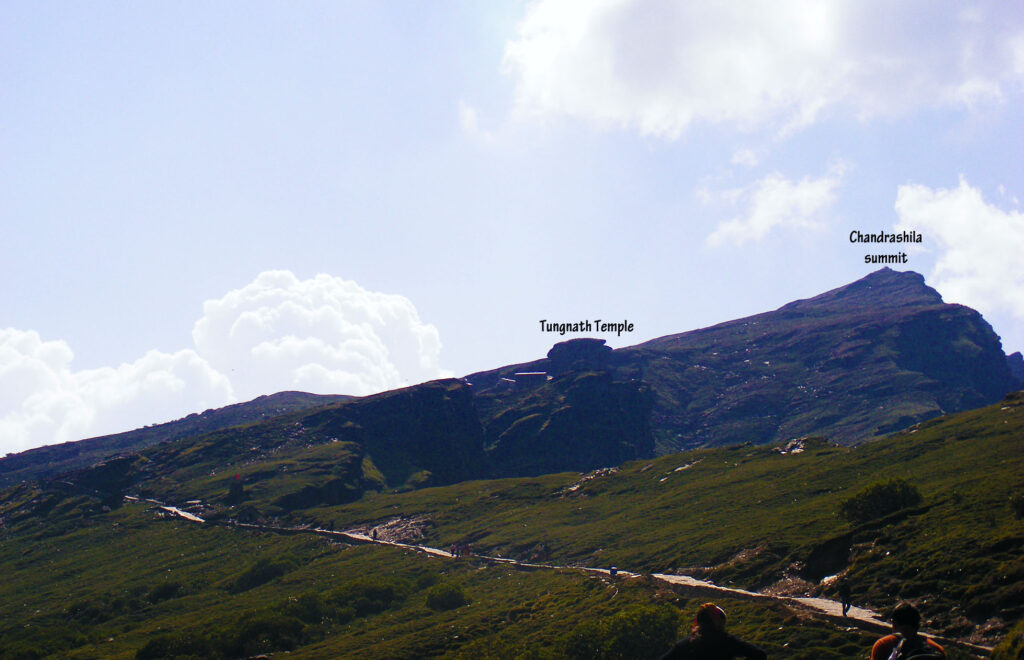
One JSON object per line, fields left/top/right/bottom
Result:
{"left": 329, "top": 575, "right": 411, "bottom": 616}
{"left": 561, "top": 604, "right": 679, "bottom": 659}
{"left": 992, "top": 618, "right": 1024, "bottom": 660}
{"left": 838, "top": 477, "right": 923, "bottom": 525}
{"left": 425, "top": 582, "right": 470, "bottom": 611}
{"left": 226, "top": 555, "right": 299, "bottom": 593}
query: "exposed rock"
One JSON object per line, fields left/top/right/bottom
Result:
{"left": 484, "top": 370, "right": 654, "bottom": 477}
{"left": 546, "top": 338, "right": 613, "bottom": 375}
{"left": 632, "top": 268, "right": 1021, "bottom": 450}
{"left": 303, "top": 379, "right": 488, "bottom": 489}
{"left": 1007, "top": 351, "right": 1024, "bottom": 387}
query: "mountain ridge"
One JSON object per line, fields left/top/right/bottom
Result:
{"left": 2, "top": 268, "right": 1020, "bottom": 487}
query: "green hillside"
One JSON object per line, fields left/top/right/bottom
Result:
{"left": 0, "top": 500, "right": 885, "bottom": 659}
{"left": 2, "top": 392, "right": 1019, "bottom": 657}
{"left": 296, "top": 392, "right": 1022, "bottom": 646}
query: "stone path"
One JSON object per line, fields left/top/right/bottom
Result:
{"left": 150, "top": 500, "right": 993, "bottom": 657}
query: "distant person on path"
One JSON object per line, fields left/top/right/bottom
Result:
{"left": 839, "top": 580, "right": 852, "bottom": 617}
{"left": 659, "top": 602, "right": 767, "bottom": 659}
{"left": 871, "top": 602, "right": 946, "bottom": 660}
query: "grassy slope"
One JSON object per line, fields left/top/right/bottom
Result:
{"left": 0, "top": 503, "right": 887, "bottom": 659}
{"left": 300, "top": 393, "right": 1024, "bottom": 641}
{"left": 1, "top": 394, "right": 1019, "bottom": 657}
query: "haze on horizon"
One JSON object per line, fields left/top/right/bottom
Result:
{"left": 2, "top": 1, "right": 1023, "bottom": 455}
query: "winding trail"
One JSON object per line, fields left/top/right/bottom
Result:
{"left": 147, "top": 499, "right": 993, "bottom": 657}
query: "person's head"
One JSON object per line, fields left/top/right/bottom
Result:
{"left": 691, "top": 602, "right": 727, "bottom": 637}
{"left": 890, "top": 602, "right": 921, "bottom": 637}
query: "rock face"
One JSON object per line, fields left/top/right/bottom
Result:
{"left": 631, "top": 268, "right": 1020, "bottom": 450}
{"left": 303, "top": 379, "right": 488, "bottom": 489}
{"left": 1007, "top": 352, "right": 1024, "bottom": 388}
{"left": 546, "top": 338, "right": 613, "bottom": 375}
{"left": 482, "top": 370, "right": 654, "bottom": 477}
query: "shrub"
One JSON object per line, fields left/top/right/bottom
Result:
{"left": 227, "top": 556, "right": 298, "bottom": 593}
{"left": 992, "top": 618, "right": 1024, "bottom": 660}
{"left": 280, "top": 592, "right": 332, "bottom": 624}
{"left": 223, "top": 612, "right": 305, "bottom": 657}
{"left": 838, "top": 478, "right": 922, "bottom": 525}
{"left": 563, "top": 604, "right": 680, "bottom": 660}
{"left": 328, "top": 576, "right": 411, "bottom": 616}
{"left": 146, "top": 581, "right": 185, "bottom": 603}
{"left": 135, "top": 632, "right": 218, "bottom": 659}
{"left": 425, "top": 583, "right": 470, "bottom": 611}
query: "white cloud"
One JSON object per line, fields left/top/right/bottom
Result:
{"left": 704, "top": 163, "right": 845, "bottom": 247}
{"left": 1, "top": 272, "right": 449, "bottom": 454}
{"left": 895, "top": 177, "right": 1024, "bottom": 320}
{"left": 503, "top": 0, "right": 1024, "bottom": 138}
{"left": 191, "top": 271, "right": 448, "bottom": 402}
{"left": 0, "top": 329, "right": 232, "bottom": 455}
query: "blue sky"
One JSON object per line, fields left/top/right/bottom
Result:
{"left": 2, "top": 1, "right": 1023, "bottom": 453}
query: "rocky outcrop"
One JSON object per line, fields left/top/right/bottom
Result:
{"left": 546, "top": 338, "right": 613, "bottom": 375}
{"left": 304, "top": 379, "right": 488, "bottom": 489}
{"left": 483, "top": 370, "right": 654, "bottom": 477}
{"left": 1007, "top": 352, "right": 1024, "bottom": 388}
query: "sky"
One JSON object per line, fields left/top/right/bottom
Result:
{"left": 2, "top": 1, "right": 1023, "bottom": 454}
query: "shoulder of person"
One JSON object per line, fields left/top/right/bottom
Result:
{"left": 872, "top": 634, "right": 899, "bottom": 654}
{"left": 924, "top": 637, "right": 946, "bottom": 656}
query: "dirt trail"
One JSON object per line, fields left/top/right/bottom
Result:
{"left": 151, "top": 502, "right": 993, "bottom": 657}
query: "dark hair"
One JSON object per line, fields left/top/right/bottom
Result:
{"left": 691, "top": 603, "right": 727, "bottom": 639}
{"left": 891, "top": 602, "right": 921, "bottom": 629}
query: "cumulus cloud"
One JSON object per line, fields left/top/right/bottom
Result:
{"left": 192, "top": 271, "right": 447, "bottom": 401}
{"left": 1, "top": 272, "right": 448, "bottom": 454}
{"left": 703, "top": 163, "right": 845, "bottom": 246}
{"left": 895, "top": 177, "right": 1024, "bottom": 320}
{"left": 0, "top": 329, "right": 232, "bottom": 455}
{"left": 502, "top": 0, "right": 1024, "bottom": 138}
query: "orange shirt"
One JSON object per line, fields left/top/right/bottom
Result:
{"left": 871, "top": 634, "right": 946, "bottom": 660}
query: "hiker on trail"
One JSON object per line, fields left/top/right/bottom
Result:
{"left": 659, "top": 602, "right": 767, "bottom": 659}
{"left": 372, "top": 528, "right": 378, "bottom": 541}
{"left": 870, "top": 602, "right": 946, "bottom": 660}
{"left": 839, "top": 580, "right": 852, "bottom": 617}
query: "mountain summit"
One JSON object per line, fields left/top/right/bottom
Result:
{"left": 778, "top": 267, "right": 944, "bottom": 312}
{"left": 468, "top": 269, "right": 1018, "bottom": 454}
{"left": 626, "top": 268, "right": 1019, "bottom": 450}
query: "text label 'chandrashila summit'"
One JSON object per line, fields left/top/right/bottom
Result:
{"left": 850, "top": 229, "right": 923, "bottom": 265}
{"left": 539, "top": 320, "right": 634, "bottom": 336}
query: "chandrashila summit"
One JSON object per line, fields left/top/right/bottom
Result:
{"left": 850, "top": 229, "right": 923, "bottom": 264}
